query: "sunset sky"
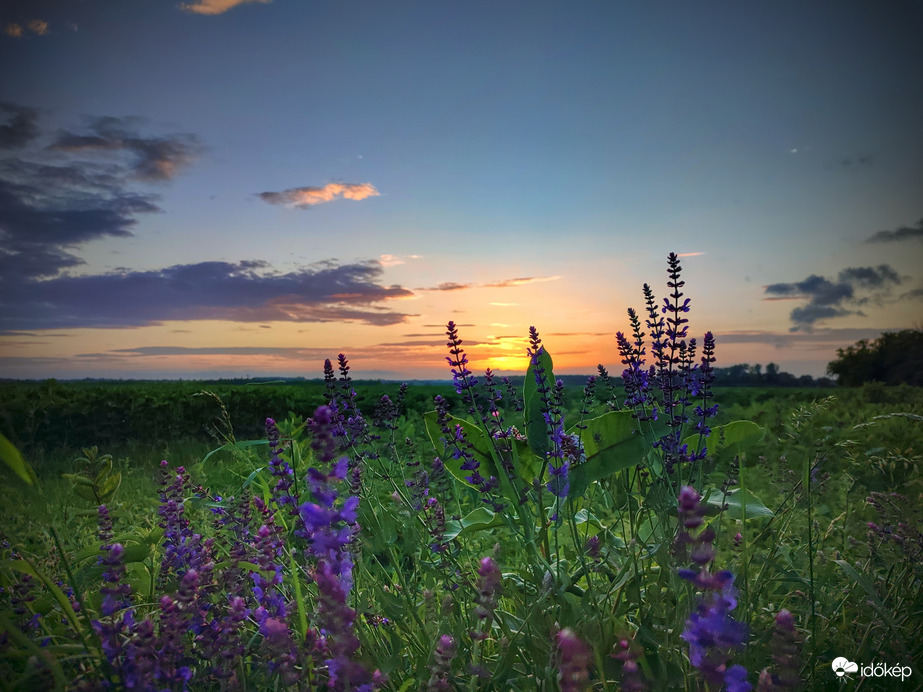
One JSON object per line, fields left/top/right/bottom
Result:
{"left": 1, "top": 0, "right": 921, "bottom": 380}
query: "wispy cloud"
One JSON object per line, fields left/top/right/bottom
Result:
{"left": 864, "top": 218, "right": 923, "bottom": 244}
{"left": 764, "top": 264, "right": 905, "bottom": 331}
{"left": 258, "top": 182, "right": 379, "bottom": 208}
{"left": 490, "top": 302, "right": 519, "bottom": 307}
{"left": 416, "top": 281, "right": 472, "bottom": 291}
{"left": 0, "top": 260, "right": 415, "bottom": 332}
{"left": 483, "top": 276, "right": 561, "bottom": 288}
{"left": 179, "top": 0, "right": 272, "bottom": 15}
{"left": 677, "top": 252, "right": 706, "bottom": 257}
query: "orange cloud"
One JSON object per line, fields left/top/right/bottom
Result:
{"left": 417, "top": 282, "right": 471, "bottom": 291}
{"left": 484, "top": 275, "right": 562, "bottom": 287}
{"left": 180, "top": 0, "right": 272, "bottom": 15}
{"left": 5, "top": 24, "right": 24, "bottom": 37}
{"left": 259, "top": 182, "right": 379, "bottom": 208}
{"left": 379, "top": 253, "right": 422, "bottom": 267}
{"left": 27, "top": 19, "right": 49, "bottom": 35}
{"left": 677, "top": 252, "right": 706, "bottom": 257}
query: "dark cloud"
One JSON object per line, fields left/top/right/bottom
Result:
{"left": 0, "top": 107, "right": 205, "bottom": 281}
{"left": 50, "top": 116, "right": 202, "bottom": 181}
{"left": 717, "top": 328, "right": 886, "bottom": 349}
{"left": 0, "top": 103, "right": 39, "bottom": 148}
{"left": 864, "top": 218, "right": 923, "bottom": 244}
{"left": 838, "top": 265, "right": 900, "bottom": 288}
{"left": 764, "top": 264, "right": 904, "bottom": 331}
{"left": 0, "top": 260, "right": 415, "bottom": 332}
{"left": 0, "top": 157, "right": 161, "bottom": 279}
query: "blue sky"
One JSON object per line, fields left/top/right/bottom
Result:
{"left": 1, "top": 0, "right": 921, "bottom": 379}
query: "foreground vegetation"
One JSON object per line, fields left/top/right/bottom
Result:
{"left": 1, "top": 254, "right": 921, "bottom": 691}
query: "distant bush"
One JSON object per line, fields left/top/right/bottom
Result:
{"left": 827, "top": 329, "right": 923, "bottom": 386}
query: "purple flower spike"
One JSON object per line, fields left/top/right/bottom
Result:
{"left": 676, "top": 487, "right": 750, "bottom": 689}
{"left": 426, "top": 634, "right": 457, "bottom": 691}
{"left": 556, "top": 628, "right": 593, "bottom": 692}
{"left": 756, "top": 609, "right": 803, "bottom": 689}
{"left": 474, "top": 556, "right": 502, "bottom": 620}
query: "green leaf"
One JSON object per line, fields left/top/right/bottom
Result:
{"left": 202, "top": 438, "right": 268, "bottom": 464}
{"left": 62, "top": 473, "right": 96, "bottom": 487}
{"left": 523, "top": 346, "right": 554, "bottom": 459}
{"left": 443, "top": 506, "right": 504, "bottom": 541}
{"left": 683, "top": 420, "right": 764, "bottom": 464}
{"left": 573, "top": 508, "right": 606, "bottom": 537}
{"left": 98, "top": 470, "right": 121, "bottom": 501}
{"left": 568, "top": 411, "right": 652, "bottom": 497}
{"left": 423, "top": 410, "right": 497, "bottom": 490}
{"left": 704, "top": 487, "right": 773, "bottom": 519}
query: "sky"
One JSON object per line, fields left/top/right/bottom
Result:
{"left": 1, "top": 0, "right": 921, "bottom": 381}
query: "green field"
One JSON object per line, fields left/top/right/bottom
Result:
{"left": 1, "top": 374, "right": 921, "bottom": 691}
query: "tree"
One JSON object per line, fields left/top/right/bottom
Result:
{"left": 765, "top": 362, "right": 780, "bottom": 384}
{"left": 827, "top": 329, "right": 923, "bottom": 386}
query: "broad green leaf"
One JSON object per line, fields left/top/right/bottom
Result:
{"left": 423, "top": 412, "right": 535, "bottom": 497}
{"left": 423, "top": 410, "right": 497, "bottom": 490}
{"left": 568, "top": 411, "right": 653, "bottom": 497}
{"left": 683, "top": 420, "right": 764, "bottom": 464}
{"left": 62, "top": 473, "right": 96, "bottom": 487}
{"left": 443, "top": 506, "right": 504, "bottom": 541}
{"left": 99, "top": 470, "right": 121, "bottom": 501}
{"left": 73, "top": 485, "right": 100, "bottom": 503}
{"left": 704, "top": 487, "right": 773, "bottom": 519}
{"left": 573, "top": 508, "right": 606, "bottom": 537}
{"left": 93, "top": 457, "right": 113, "bottom": 484}
{"left": 523, "top": 346, "right": 554, "bottom": 459}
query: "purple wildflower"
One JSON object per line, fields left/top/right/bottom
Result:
{"left": 426, "top": 634, "right": 457, "bottom": 691}
{"left": 266, "top": 417, "right": 297, "bottom": 511}
{"left": 474, "top": 556, "right": 502, "bottom": 621}
{"left": 251, "top": 498, "right": 287, "bottom": 620}
{"left": 611, "top": 637, "right": 648, "bottom": 691}
{"left": 756, "top": 609, "right": 803, "bottom": 689}
{"left": 556, "top": 628, "right": 592, "bottom": 692}
{"left": 258, "top": 614, "right": 300, "bottom": 686}
{"left": 446, "top": 321, "right": 481, "bottom": 416}
{"left": 92, "top": 505, "right": 133, "bottom": 679}
{"left": 157, "top": 462, "right": 195, "bottom": 585}
{"left": 677, "top": 486, "right": 751, "bottom": 691}
{"left": 300, "top": 405, "right": 374, "bottom": 690}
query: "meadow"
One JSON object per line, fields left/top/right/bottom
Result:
{"left": 1, "top": 254, "right": 921, "bottom": 691}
